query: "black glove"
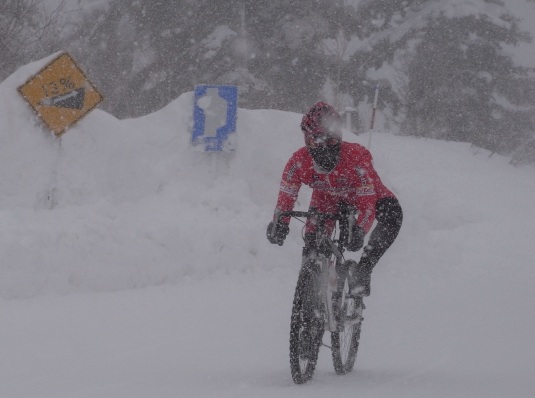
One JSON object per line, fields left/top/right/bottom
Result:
{"left": 266, "top": 220, "right": 289, "bottom": 246}
{"left": 345, "top": 225, "right": 364, "bottom": 252}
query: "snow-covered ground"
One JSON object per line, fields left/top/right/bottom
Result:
{"left": 1, "top": 55, "right": 535, "bottom": 397}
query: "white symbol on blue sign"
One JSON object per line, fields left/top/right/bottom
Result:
{"left": 192, "top": 85, "right": 237, "bottom": 151}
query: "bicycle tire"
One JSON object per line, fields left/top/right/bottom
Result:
{"left": 289, "top": 260, "right": 324, "bottom": 384}
{"left": 331, "top": 260, "right": 364, "bottom": 374}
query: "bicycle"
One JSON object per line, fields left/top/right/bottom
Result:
{"left": 275, "top": 210, "right": 365, "bottom": 384}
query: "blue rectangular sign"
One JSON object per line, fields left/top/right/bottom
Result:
{"left": 192, "top": 85, "right": 238, "bottom": 151}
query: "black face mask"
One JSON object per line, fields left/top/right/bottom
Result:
{"left": 309, "top": 142, "right": 340, "bottom": 172}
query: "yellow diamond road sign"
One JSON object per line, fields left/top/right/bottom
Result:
{"left": 18, "top": 52, "right": 103, "bottom": 136}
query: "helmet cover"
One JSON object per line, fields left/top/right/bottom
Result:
{"left": 301, "top": 101, "right": 342, "bottom": 140}
{"left": 301, "top": 102, "right": 342, "bottom": 171}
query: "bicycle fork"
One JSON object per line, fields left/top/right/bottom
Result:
{"left": 302, "top": 252, "right": 344, "bottom": 333}
{"left": 321, "top": 257, "right": 340, "bottom": 333}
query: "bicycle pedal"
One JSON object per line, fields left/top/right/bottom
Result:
{"left": 346, "top": 313, "right": 363, "bottom": 322}
{"left": 346, "top": 319, "right": 363, "bottom": 327}
{"left": 336, "top": 323, "right": 345, "bottom": 332}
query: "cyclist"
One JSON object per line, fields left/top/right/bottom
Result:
{"left": 266, "top": 101, "right": 403, "bottom": 296}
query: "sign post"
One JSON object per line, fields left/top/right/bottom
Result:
{"left": 192, "top": 85, "right": 238, "bottom": 152}
{"left": 368, "top": 84, "right": 380, "bottom": 150}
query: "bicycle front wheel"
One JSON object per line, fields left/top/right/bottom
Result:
{"left": 331, "top": 260, "right": 364, "bottom": 374}
{"left": 289, "top": 260, "right": 324, "bottom": 384}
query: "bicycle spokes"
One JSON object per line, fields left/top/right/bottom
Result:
{"left": 331, "top": 278, "right": 364, "bottom": 374}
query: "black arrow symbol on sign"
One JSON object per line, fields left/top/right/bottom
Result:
{"left": 40, "top": 88, "right": 86, "bottom": 109}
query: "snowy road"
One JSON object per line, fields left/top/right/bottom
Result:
{"left": 3, "top": 266, "right": 534, "bottom": 398}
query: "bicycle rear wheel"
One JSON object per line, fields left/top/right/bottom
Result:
{"left": 289, "top": 260, "right": 324, "bottom": 384}
{"left": 331, "top": 260, "right": 364, "bottom": 374}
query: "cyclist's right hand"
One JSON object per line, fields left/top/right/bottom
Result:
{"left": 266, "top": 220, "right": 289, "bottom": 246}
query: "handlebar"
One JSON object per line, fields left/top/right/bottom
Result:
{"left": 276, "top": 210, "right": 350, "bottom": 222}
{"left": 275, "top": 210, "right": 358, "bottom": 248}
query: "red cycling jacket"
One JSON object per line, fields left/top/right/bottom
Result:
{"left": 275, "top": 141, "right": 395, "bottom": 234}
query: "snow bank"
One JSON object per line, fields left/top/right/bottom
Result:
{"left": 1, "top": 55, "right": 534, "bottom": 300}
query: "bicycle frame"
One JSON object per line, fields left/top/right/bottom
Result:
{"left": 278, "top": 210, "right": 355, "bottom": 332}
{"left": 282, "top": 209, "right": 365, "bottom": 383}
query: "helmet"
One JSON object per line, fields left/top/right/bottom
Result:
{"left": 301, "top": 102, "right": 342, "bottom": 137}
{"left": 301, "top": 102, "right": 342, "bottom": 171}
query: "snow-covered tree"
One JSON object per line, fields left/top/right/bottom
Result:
{"left": 342, "top": 0, "right": 535, "bottom": 154}
{"left": 0, "top": 0, "right": 63, "bottom": 81}
{"left": 51, "top": 0, "right": 535, "bottom": 156}
{"left": 403, "top": 9, "right": 534, "bottom": 154}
